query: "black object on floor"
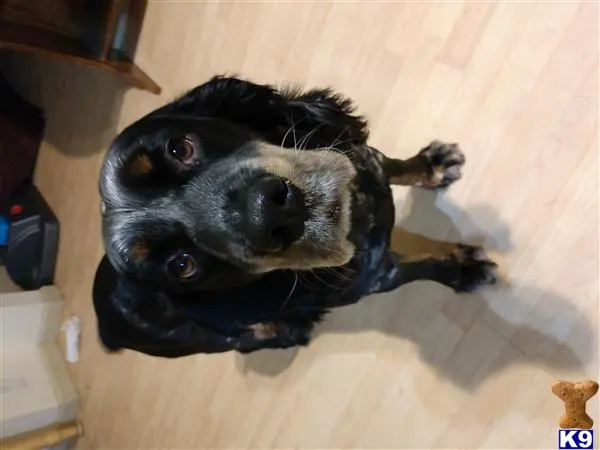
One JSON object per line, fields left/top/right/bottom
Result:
{"left": 1, "top": 184, "right": 59, "bottom": 290}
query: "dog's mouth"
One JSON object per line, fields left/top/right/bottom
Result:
{"left": 242, "top": 143, "right": 357, "bottom": 273}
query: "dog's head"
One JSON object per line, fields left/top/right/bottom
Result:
{"left": 100, "top": 80, "right": 361, "bottom": 291}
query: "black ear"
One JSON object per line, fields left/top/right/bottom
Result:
{"left": 151, "top": 75, "right": 289, "bottom": 133}
{"left": 92, "top": 256, "right": 235, "bottom": 358}
{"left": 151, "top": 75, "right": 369, "bottom": 146}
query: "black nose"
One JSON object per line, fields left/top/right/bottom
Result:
{"left": 243, "top": 176, "right": 307, "bottom": 252}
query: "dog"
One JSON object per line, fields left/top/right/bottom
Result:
{"left": 93, "top": 76, "right": 497, "bottom": 357}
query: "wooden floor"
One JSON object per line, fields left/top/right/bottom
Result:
{"left": 1, "top": 2, "right": 598, "bottom": 448}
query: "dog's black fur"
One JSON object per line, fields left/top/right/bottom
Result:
{"left": 93, "top": 76, "right": 497, "bottom": 357}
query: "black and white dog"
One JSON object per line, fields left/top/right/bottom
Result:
{"left": 93, "top": 76, "right": 497, "bottom": 357}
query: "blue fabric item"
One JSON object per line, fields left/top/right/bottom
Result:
{"left": 0, "top": 215, "right": 8, "bottom": 246}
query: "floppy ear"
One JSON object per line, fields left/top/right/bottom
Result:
{"left": 92, "top": 256, "right": 236, "bottom": 358}
{"left": 151, "top": 75, "right": 369, "bottom": 146}
{"left": 152, "top": 75, "right": 289, "bottom": 133}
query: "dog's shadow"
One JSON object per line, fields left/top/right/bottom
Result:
{"left": 237, "top": 189, "right": 596, "bottom": 390}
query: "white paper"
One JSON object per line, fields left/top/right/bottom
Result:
{"left": 61, "top": 315, "right": 81, "bottom": 363}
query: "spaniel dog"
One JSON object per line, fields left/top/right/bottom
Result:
{"left": 93, "top": 76, "right": 497, "bottom": 357}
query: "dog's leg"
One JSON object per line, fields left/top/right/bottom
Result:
{"left": 381, "top": 140, "right": 465, "bottom": 189}
{"left": 235, "top": 319, "right": 315, "bottom": 353}
{"left": 370, "top": 228, "right": 498, "bottom": 294}
{"left": 371, "top": 245, "right": 497, "bottom": 294}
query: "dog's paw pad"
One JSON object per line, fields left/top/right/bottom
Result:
{"left": 419, "top": 140, "right": 465, "bottom": 189}
{"left": 450, "top": 244, "right": 498, "bottom": 292}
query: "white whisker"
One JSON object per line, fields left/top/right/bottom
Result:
{"left": 298, "top": 123, "right": 325, "bottom": 151}
{"left": 280, "top": 123, "right": 297, "bottom": 152}
{"left": 280, "top": 271, "right": 299, "bottom": 311}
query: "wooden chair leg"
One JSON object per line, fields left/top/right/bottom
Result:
{"left": 1, "top": 420, "right": 84, "bottom": 450}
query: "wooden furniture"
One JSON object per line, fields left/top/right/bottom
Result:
{"left": 0, "top": 0, "right": 161, "bottom": 94}
{"left": 1, "top": 420, "right": 84, "bottom": 450}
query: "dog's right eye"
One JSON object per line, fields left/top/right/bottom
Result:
{"left": 166, "top": 137, "right": 197, "bottom": 165}
{"left": 167, "top": 253, "right": 198, "bottom": 280}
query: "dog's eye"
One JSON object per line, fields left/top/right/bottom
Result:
{"left": 167, "top": 253, "right": 198, "bottom": 280}
{"left": 166, "top": 138, "right": 196, "bottom": 165}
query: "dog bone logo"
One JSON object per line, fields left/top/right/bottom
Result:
{"left": 552, "top": 380, "right": 599, "bottom": 429}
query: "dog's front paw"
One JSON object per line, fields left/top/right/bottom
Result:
{"left": 449, "top": 245, "right": 498, "bottom": 292}
{"left": 418, "top": 140, "right": 465, "bottom": 189}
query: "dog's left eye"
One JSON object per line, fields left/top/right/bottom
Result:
{"left": 166, "top": 137, "right": 197, "bottom": 165}
{"left": 167, "top": 253, "right": 198, "bottom": 280}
